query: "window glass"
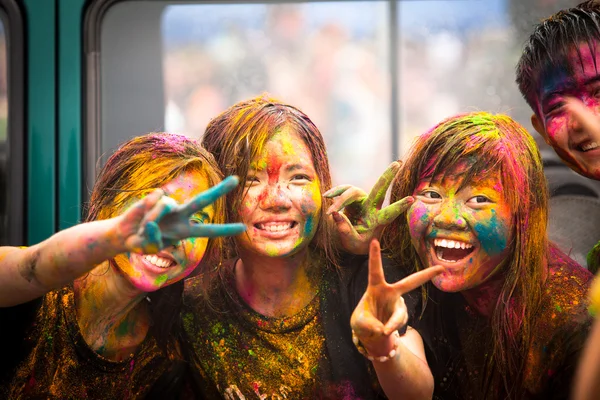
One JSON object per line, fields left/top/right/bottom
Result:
{"left": 161, "top": 2, "right": 391, "bottom": 188}
{"left": 100, "top": 1, "right": 391, "bottom": 190}
{"left": 397, "top": 0, "right": 579, "bottom": 156}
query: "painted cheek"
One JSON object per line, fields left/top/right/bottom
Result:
{"left": 545, "top": 116, "right": 567, "bottom": 143}
{"left": 407, "top": 202, "right": 431, "bottom": 239}
{"left": 181, "top": 237, "right": 207, "bottom": 270}
{"left": 239, "top": 193, "right": 258, "bottom": 221}
{"left": 299, "top": 184, "right": 322, "bottom": 237}
{"left": 473, "top": 209, "right": 509, "bottom": 256}
{"left": 124, "top": 253, "right": 144, "bottom": 279}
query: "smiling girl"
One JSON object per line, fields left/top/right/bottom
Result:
{"left": 180, "top": 95, "right": 438, "bottom": 399}
{"left": 0, "top": 133, "right": 244, "bottom": 398}
{"left": 384, "top": 112, "right": 593, "bottom": 399}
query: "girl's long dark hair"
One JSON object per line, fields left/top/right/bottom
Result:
{"left": 383, "top": 112, "right": 549, "bottom": 397}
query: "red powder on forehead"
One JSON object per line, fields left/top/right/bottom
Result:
{"left": 266, "top": 156, "right": 283, "bottom": 185}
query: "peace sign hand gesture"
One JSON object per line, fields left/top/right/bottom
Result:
{"left": 350, "top": 240, "right": 444, "bottom": 357}
{"left": 117, "top": 176, "right": 246, "bottom": 254}
{"left": 324, "top": 162, "right": 414, "bottom": 255}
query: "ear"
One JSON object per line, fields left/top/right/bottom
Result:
{"left": 531, "top": 113, "right": 550, "bottom": 145}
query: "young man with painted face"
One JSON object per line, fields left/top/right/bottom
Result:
{"left": 516, "top": 0, "right": 600, "bottom": 181}
{"left": 516, "top": 0, "right": 600, "bottom": 272}
{"left": 516, "top": 4, "right": 600, "bottom": 398}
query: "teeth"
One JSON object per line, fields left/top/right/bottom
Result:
{"left": 582, "top": 142, "right": 599, "bottom": 151}
{"left": 143, "top": 254, "right": 173, "bottom": 268}
{"left": 258, "top": 222, "right": 293, "bottom": 232}
{"left": 433, "top": 238, "right": 473, "bottom": 249}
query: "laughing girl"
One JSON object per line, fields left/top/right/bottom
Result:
{"left": 384, "top": 112, "right": 593, "bottom": 399}
{"left": 0, "top": 133, "right": 244, "bottom": 398}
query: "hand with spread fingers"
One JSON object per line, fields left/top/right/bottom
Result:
{"left": 118, "top": 176, "right": 247, "bottom": 254}
{"left": 351, "top": 239, "right": 444, "bottom": 358}
{"left": 324, "top": 162, "right": 414, "bottom": 254}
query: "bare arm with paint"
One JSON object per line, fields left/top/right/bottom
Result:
{"left": 0, "top": 177, "right": 245, "bottom": 307}
{"left": 324, "top": 162, "right": 414, "bottom": 255}
{"left": 350, "top": 240, "right": 443, "bottom": 400}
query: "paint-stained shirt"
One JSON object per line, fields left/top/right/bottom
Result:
{"left": 181, "top": 256, "right": 409, "bottom": 399}
{"left": 414, "top": 246, "right": 593, "bottom": 400}
{"left": 5, "top": 286, "right": 170, "bottom": 400}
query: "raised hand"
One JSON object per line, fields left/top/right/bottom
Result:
{"left": 118, "top": 176, "right": 246, "bottom": 254}
{"left": 351, "top": 240, "right": 443, "bottom": 356}
{"left": 324, "top": 162, "right": 414, "bottom": 254}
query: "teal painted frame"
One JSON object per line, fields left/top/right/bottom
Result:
{"left": 58, "top": 0, "right": 85, "bottom": 229}
{"left": 23, "top": 0, "right": 55, "bottom": 244}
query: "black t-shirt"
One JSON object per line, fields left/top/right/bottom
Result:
{"left": 0, "top": 298, "right": 41, "bottom": 389}
{"left": 413, "top": 248, "right": 593, "bottom": 400}
{"left": 1, "top": 287, "right": 171, "bottom": 399}
{"left": 181, "top": 254, "right": 415, "bottom": 399}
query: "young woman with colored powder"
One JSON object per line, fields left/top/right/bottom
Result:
{"left": 181, "top": 95, "right": 441, "bottom": 399}
{"left": 0, "top": 133, "right": 245, "bottom": 399}
{"left": 382, "top": 112, "right": 593, "bottom": 399}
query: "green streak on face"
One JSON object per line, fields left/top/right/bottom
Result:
{"left": 265, "top": 243, "right": 280, "bottom": 257}
{"left": 154, "top": 273, "right": 168, "bottom": 287}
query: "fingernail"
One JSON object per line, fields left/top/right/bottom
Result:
{"left": 331, "top": 211, "right": 343, "bottom": 223}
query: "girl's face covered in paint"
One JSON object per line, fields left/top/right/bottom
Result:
{"left": 407, "top": 162, "right": 513, "bottom": 292}
{"left": 533, "top": 42, "right": 600, "bottom": 179}
{"left": 116, "top": 170, "right": 214, "bottom": 292}
{"left": 236, "top": 128, "right": 321, "bottom": 258}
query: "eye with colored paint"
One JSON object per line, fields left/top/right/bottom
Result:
{"left": 190, "top": 211, "right": 211, "bottom": 225}
{"left": 420, "top": 189, "right": 442, "bottom": 203}
{"left": 245, "top": 175, "right": 260, "bottom": 187}
{"left": 466, "top": 195, "right": 492, "bottom": 206}
{"left": 290, "top": 173, "right": 311, "bottom": 184}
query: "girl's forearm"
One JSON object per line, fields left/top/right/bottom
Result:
{"left": 371, "top": 327, "right": 434, "bottom": 400}
{"left": 0, "top": 217, "right": 126, "bottom": 306}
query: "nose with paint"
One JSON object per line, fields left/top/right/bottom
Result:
{"left": 259, "top": 183, "right": 292, "bottom": 212}
{"left": 431, "top": 200, "right": 475, "bottom": 265}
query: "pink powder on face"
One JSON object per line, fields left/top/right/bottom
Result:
{"left": 408, "top": 202, "right": 429, "bottom": 239}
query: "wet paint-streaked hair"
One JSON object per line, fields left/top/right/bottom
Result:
{"left": 384, "top": 112, "right": 549, "bottom": 397}
{"left": 84, "top": 132, "right": 224, "bottom": 354}
{"left": 516, "top": 0, "right": 600, "bottom": 113}
{"left": 202, "top": 94, "right": 339, "bottom": 268}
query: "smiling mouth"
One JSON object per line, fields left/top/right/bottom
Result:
{"left": 143, "top": 254, "right": 175, "bottom": 269}
{"left": 579, "top": 141, "right": 599, "bottom": 152}
{"left": 432, "top": 238, "right": 475, "bottom": 263}
{"left": 255, "top": 222, "right": 297, "bottom": 232}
